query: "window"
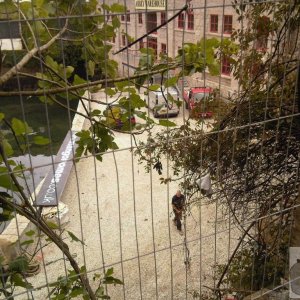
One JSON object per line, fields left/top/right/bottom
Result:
{"left": 187, "top": 10, "right": 194, "bottom": 30}
{"left": 121, "top": 10, "right": 130, "bottom": 22}
{"left": 147, "top": 37, "right": 157, "bottom": 57}
{"left": 223, "top": 15, "right": 232, "bottom": 34}
{"left": 126, "top": 10, "right": 130, "bottom": 22}
{"left": 255, "top": 16, "right": 270, "bottom": 50}
{"left": 0, "top": 20, "right": 20, "bottom": 38}
{"left": 178, "top": 12, "right": 184, "bottom": 29}
{"left": 250, "top": 62, "right": 263, "bottom": 78}
{"left": 112, "top": 35, "right": 115, "bottom": 43}
{"left": 138, "top": 13, "right": 143, "bottom": 24}
{"left": 161, "top": 12, "right": 166, "bottom": 25}
{"left": 146, "top": 12, "right": 157, "bottom": 33}
{"left": 221, "top": 57, "right": 231, "bottom": 75}
{"left": 161, "top": 43, "right": 167, "bottom": 55}
{"left": 210, "top": 15, "right": 218, "bottom": 32}
{"left": 139, "top": 40, "right": 144, "bottom": 49}
{"left": 122, "top": 34, "right": 126, "bottom": 46}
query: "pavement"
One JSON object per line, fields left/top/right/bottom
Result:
{"left": 14, "top": 92, "right": 237, "bottom": 299}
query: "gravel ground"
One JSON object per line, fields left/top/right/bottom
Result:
{"left": 16, "top": 93, "right": 239, "bottom": 300}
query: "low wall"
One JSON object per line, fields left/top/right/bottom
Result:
{"left": 0, "top": 91, "right": 89, "bottom": 246}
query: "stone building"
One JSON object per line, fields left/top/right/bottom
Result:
{"left": 106, "top": 0, "right": 240, "bottom": 98}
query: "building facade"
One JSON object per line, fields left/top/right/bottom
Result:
{"left": 106, "top": 0, "right": 242, "bottom": 98}
{"left": 0, "top": 20, "right": 22, "bottom": 50}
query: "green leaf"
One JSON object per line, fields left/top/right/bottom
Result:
{"left": 105, "top": 88, "right": 117, "bottom": 97}
{"left": 164, "top": 77, "right": 178, "bottom": 88}
{"left": 135, "top": 111, "right": 154, "bottom": 124}
{"left": 90, "top": 109, "right": 101, "bottom": 117}
{"left": 20, "top": 240, "right": 34, "bottom": 246}
{"left": 123, "top": 87, "right": 136, "bottom": 94}
{"left": 70, "top": 286, "right": 84, "bottom": 297}
{"left": 73, "top": 75, "right": 86, "bottom": 96}
{"left": 9, "top": 256, "right": 29, "bottom": 273}
{"left": 66, "top": 66, "right": 74, "bottom": 78}
{"left": 2, "top": 139, "right": 14, "bottom": 157}
{"left": 112, "top": 16, "right": 120, "bottom": 28}
{"left": 42, "top": 1, "right": 55, "bottom": 16}
{"left": 87, "top": 60, "right": 95, "bottom": 77}
{"left": 38, "top": 95, "right": 53, "bottom": 104}
{"left": 114, "top": 80, "right": 130, "bottom": 91}
{"left": 33, "top": 135, "right": 50, "bottom": 145}
{"left": 0, "top": 196, "right": 15, "bottom": 222}
{"left": 11, "top": 273, "right": 33, "bottom": 289}
{"left": 0, "top": 112, "right": 4, "bottom": 122}
{"left": 67, "top": 231, "right": 85, "bottom": 245}
{"left": 13, "top": 164, "right": 25, "bottom": 174}
{"left": 46, "top": 221, "right": 59, "bottom": 230}
{"left": 207, "top": 62, "right": 220, "bottom": 76}
{"left": 167, "top": 93, "right": 182, "bottom": 108}
{"left": 86, "top": 43, "right": 96, "bottom": 56}
{"left": 0, "top": 173, "right": 19, "bottom": 192}
{"left": 110, "top": 3, "right": 125, "bottom": 13}
{"left": 140, "top": 47, "right": 155, "bottom": 55}
{"left": 25, "top": 230, "right": 35, "bottom": 237}
{"left": 103, "top": 276, "right": 123, "bottom": 285}
{"left": 45, "top": 55, "right": 59, "bottom": 72}
{"left": 89, "top": 84, "right": 102, "bottom": 93}
{"left": 105, "top": 59, "right": 118, "bottom": 78}
{"left": 95, "top": 286, "right": 105, "bottom": 297}
{"left": 7, "top": 159, "right": 16, "bottom": 166}
{"left": 11, "top": 118, "right": 32, "bottom": 136}
{"left": 129, "top": 94, "right": 146, "bottom": 109}
{"left": 105, "top": 267, "right": 114, "bottom": 277}
{"left": 102, "top": 3, "right": 110, "bottom": 11}
{"left": 76, "top": 130, "right": 91, "bottom": 140}
{"left": 158, "top": 119, "right": 177, "bottom": 127}
{"left": 93, "top": 273, "right": 101, "bottom": 281}
{"left": 149, "top": 84, "right": 160, "bottom": 91}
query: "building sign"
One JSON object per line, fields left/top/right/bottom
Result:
{"left": 35, "top": 131, "right": 78, "bottom": 206}
{"left": 135, "top": 0, "right": 166, "bottom": 10}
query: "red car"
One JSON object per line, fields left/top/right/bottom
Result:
{"left": 177, "top": 78, "right": 213, "bottom": 118}
{"left": 184, "top": 87, "right": 213, "bottom": 118}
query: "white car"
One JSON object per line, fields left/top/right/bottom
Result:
{"left": 147, "top": 86, "right": 180, "bottom": 118}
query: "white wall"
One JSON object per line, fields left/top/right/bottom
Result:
{"left": 0, "top": 39, "right": 23, "bottom": 50}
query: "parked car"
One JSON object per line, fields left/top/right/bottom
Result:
{"left": 147, "top": 86, "right": 180, "bottom": 118}
{"left": 177, "top": 78, "right": 213, "bottom": 118}
{"left": 104, "top": 105, "right": 136, "bottom": 130}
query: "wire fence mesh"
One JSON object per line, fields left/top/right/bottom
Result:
{"left": 0, "top": 0, "right": 299, "bottom": 299}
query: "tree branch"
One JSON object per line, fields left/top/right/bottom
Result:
{"left": 0, "top": 19, "right": 69, "bottom": 86}
{"left": 0, "top": 63, "right": 180, "bottom": 97}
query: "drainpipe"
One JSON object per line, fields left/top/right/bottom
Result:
{"left": 291, "top": 186, "right": 300, "bottom": 247}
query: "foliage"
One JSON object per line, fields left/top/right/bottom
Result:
{"left": 217, "top": 218, "right": 290, "bottom": 293}
{"left": 0, "top": 0, "right": 225, "bottom": 298}
{"left": 1, "top": 50, "right": 39, "bottom": 70}
{"left": 0, "top": 1, "right": 130, "bottom": 298}
{"left": 135, "top": 0, "right": 300, "bottom": 294}
{"left": 50, "top": 267, "right": 123, "bottom": 299}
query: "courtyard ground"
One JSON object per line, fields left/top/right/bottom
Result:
{"left": 17, "top": 93, "right": 238, "bottom": 299}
